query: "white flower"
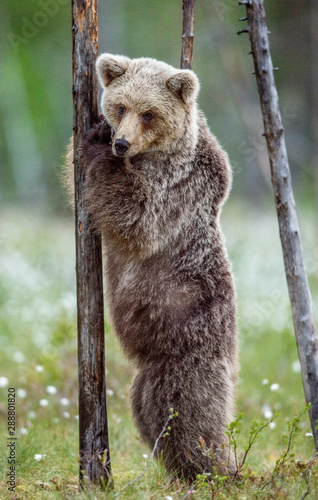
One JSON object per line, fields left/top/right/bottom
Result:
{"left": 63, "top": 411, "right": 70, "bottom": 419}
{"left": 305, "top": 432, "right": 313, "bottom": 437}
{"left": 39, "top": 399, "right": 49, "bottom": 407}
{"left": 264, "top": 409, "right": 273, "bottom": 419}
{"left": 106, "top": 389, "right": 114, "bottom": 396}
{"left": 75, "top": 415, "right": 79, "bottom": 420}
{"left": 17, "top": 389, "right": 27, "bottom": 398}
{"left": 28, "top": 411, "right": 36, "bottom": 419}
{"left": 165, "top": 497, "right": 173, "bottom": 500}
{"left": 262, "top": 378, "right": 269, "bottom": 385}
{"left": 269, "top": 422, "right": 276, "bottom": 429}
{"left": 20, "top": 428, "right": 28, "bottom": 435}
{"left": 0, "top": 376, "right": 9, "bottom": 387}
{"left": 142, "top": 454, "right": 148, "bottom": 459}
{"left": 270, "top": 383, "right": 279, "bottom": 391}
{"left": 262, "top": 405, "right": 273, "bottom": 419}
{"left": 292, "top": 360, "right": 301, "bottom": 373}
{"left": 46, "top": 385, "right": 57, "bottom": 395}
{"left": 13, "top": 351, "right": 25, "bottom": 363}
{"left": 35, "top": 365, "right": 44, "bottom": 372}
{"left": 60, "top": 397, "right": 70, "bottom": 406}
{"left": 34, "top": 454, "right": 46, "bottom": 461}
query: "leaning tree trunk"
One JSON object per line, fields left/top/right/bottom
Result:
{"left": 309, "top": 0, "right": 318, "bottom": 239}
{"left": 238, "top": 0, "right": 318, "bottom": 448}
{"left": 72, "top": 0, "right": 111, "bottom": 484}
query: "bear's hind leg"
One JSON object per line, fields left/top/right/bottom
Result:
{"left": 131, "top": 359, "right": 236, "bottom": 481}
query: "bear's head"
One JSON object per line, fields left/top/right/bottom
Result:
{"left": 96, "top": 54, "right": 200, "bottom": 158}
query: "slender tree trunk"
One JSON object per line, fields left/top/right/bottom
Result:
{"left": 309, "top": 0, "right": 318, "bottom": 240}
{"left": 238, "top": 0, "right": 318, "bottom": 448}
{"left": 72, "top": 0, "right": 111, "bottom": 484}
{"left": 181, "top": 0, "right": 196, "bottom": 70}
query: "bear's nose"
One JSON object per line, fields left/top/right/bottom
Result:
{"left": 115, "top": 138, "right": 130, "bottom": 155}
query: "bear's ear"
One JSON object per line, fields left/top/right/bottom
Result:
{"left": 96, "top": 53, "right": 130, "bottom": 87}
{"left": 166, "top": 70, "right": 200, "bottom": 104}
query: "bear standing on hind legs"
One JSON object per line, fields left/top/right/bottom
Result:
{"left": 65, "top": 53, "right": 238, "bottom": 481}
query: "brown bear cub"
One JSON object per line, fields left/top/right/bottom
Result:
{"left": 65, "top": 54, "right": 238, "bottom": 481}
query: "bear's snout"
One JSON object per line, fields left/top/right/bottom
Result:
{"left": 114, "top": 138, "right": 130, "bottom": 156}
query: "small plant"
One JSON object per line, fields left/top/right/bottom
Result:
{"left": 113, "top": 408, "right": 179, "bottom": 497}
{"left": 226, "top": 412, "right": 243, "bottom": 475}
{"left": 225, "top": 404, "right": 315, "bottom": 497}
{"left": 260, "top": 403, "right": 312, "bottom": 492}
{"left": 210, "top": 467, "right": 229, "bottom": 497}
{"left": 226, "top": 411, "right": 279, "bottom": 477}
{"left": 188, "top": 405, "right": 315, "bottom": 499}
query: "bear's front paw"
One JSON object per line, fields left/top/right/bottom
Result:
{"left": 84, "top": 115, "right": 113, "bottom": 146}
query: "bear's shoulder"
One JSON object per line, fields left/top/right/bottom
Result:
{"left": 193, "top": 111, "right": 232, "bottom": 207}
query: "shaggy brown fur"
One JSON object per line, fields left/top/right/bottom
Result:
{"left": 65, "top": 54, "right": 238, "bottom": 481}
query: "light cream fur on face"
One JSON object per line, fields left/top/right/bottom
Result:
{"left": 96, "top": 54, "right": 200, "bottom": 157}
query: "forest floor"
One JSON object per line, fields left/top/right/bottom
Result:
{"left": 0, "top": 204, "right": 317, "bottom": 499}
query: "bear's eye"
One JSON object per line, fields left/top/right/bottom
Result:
{"left": 143, "top": 112, "right": 154, "bottom": 122}
{"left": 118, "top": 105, "right": 126, "bottom": 116}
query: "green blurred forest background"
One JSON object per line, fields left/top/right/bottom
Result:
{"left": 1, "top": 0, "right": 318, "bottom": 497}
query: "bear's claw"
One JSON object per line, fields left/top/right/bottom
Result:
{"left": 84, "top": 116, "right": 113, "bottom": 146}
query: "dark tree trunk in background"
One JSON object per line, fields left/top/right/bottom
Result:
{"left": 72, "top": 0, "right": 111, "bottom": 485}
{"left": 239, "top": 0, "right": 318, "bottom": 449}
{"left": 181, "top": 0, "right": 196, "bottom": 69}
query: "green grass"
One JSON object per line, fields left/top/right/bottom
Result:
{"left": 0, "top": 206, "right": 317, "bottom": 498}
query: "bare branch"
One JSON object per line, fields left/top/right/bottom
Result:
{"left": 239, "top": 0, "right": 318, "bottom": 448}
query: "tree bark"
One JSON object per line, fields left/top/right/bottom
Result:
{"left": 181, "top": 0, "right": 196, "bottom": 70}
{"left": 309, "top": 0, "right": 318, "bottom": 239}
{"left": 72, "top": 0, "right": 111, "bottom": 484}
{"left": 239, "top": 0, "right": 318, "bottom": 448}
